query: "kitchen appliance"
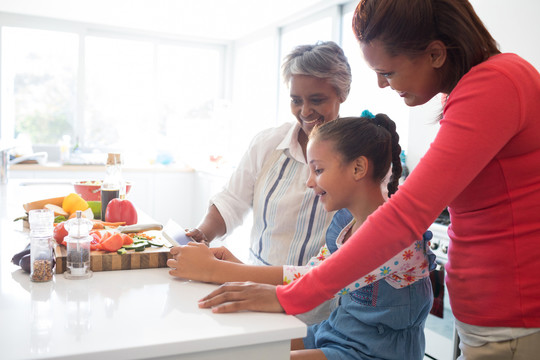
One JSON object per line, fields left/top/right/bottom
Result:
{"left": 424, "top": 209, "right": 460, "bottom": 360}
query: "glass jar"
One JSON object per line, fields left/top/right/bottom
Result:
{"left": 29, "top": 209, "right": 54, "bottom": 282}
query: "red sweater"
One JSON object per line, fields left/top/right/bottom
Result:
{"left": 276, "top": 53, "right": 540, "bottom": 328}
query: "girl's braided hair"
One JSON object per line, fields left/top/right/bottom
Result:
{"left": 310, "top": 114, "right": 402, "bottom": 197}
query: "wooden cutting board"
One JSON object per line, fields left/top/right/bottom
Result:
{"left": 54, "top": 230, "right": 175, "bottom": 273}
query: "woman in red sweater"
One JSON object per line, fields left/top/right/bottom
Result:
{"left": 198, "top": 1, "right": 540, "bottom": 358}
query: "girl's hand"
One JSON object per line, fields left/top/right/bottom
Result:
{"left": 185, "top": 228, "right": 209, "bottom": 245}
{"left": 198, "top": 282, "right": 285, "bottom": 313}
{"left": 211, "top": 246, "right": 242, "bottom": 263}
{"left": 168, "top": 242, "right": 218, "bottom": 282}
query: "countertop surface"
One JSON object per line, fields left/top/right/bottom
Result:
{"left": 9, "top": 162, "right": 195, "bottom": 173}
{"left": 0, "top": 181, "right": 306, "bottom": 360}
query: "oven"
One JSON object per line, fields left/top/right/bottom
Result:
{"left": 424, "top": 210, "right": 460, "bottom": 360}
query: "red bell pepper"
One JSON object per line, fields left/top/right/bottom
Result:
{"left": 104, "top": 198, "right": 138, "bottom": 225}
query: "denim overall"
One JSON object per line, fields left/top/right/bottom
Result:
{"left": 304, "top": 209, "right": 435, "bottom": 360}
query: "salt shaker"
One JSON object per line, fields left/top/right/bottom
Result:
{"left": 29, "top": 209, "right": 55, "bottom": 282}
{"left": 64, "top": 211, "right": 93, "bottom": 279}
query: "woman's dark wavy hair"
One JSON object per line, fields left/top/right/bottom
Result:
{"left": 353, "top": 0, "right": 500, "bottom": 93}
{"left": 310, "top": 114, "right": 402, "bottom": 197}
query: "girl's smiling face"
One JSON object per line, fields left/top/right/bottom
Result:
{"left": 360, "top": 40, "right": 445, "bottom": 107}
{"left": 289, "top": 75, "right": 343, "bottom": 136}
{"left": 306, "top": 138, "right": 355, "bottom": 212}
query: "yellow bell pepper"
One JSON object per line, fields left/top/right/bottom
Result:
{"left": 62, "top": 193, "right": 89, "bottom": 215}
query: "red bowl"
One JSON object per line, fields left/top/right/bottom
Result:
{"left": 74, "top": 180, "right": 132, "bottom": 201}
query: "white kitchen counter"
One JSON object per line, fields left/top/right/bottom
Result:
{"left": 0, "top": 181, "right": 306, "bottom": 360}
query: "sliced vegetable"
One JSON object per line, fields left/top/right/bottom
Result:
{"left": 100, "top": 231, "right": 113, "bottom": 241}
{"left": 135, "top": 246, "right": 146, "bottom": 252}
{"left": 100, "top": 233, "right": 123, "bottom": 252}
{"left": 122, "top": 243, "right": 147, "bottom": 251}
{"left": 117, "top": 248, "right": 127, "bottom": 255}
{"left": 120, "top": 233, "right": 133, "bottom": 246}
{"left": 91, "top": 220, "right": 126, "bottom": 230}
{"left": 148, "top": 240, "right": 164, "bottom": 247}
{"left": 90, "top": 238, "right": 102, "bottom": 251}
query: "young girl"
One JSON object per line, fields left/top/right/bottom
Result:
{"left": 169, "top": 114, "right": 435, "bottom": 359}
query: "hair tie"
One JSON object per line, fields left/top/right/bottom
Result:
{"left": 361, "top": 109, "right": 375, "bottom": 119}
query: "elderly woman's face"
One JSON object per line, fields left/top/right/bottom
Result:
{"left": 289, "top": 75, "right": 343, "bottom": 136}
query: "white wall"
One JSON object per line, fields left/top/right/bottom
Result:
{"left": 407, "top": 0, "right": 540, "bottom": 170}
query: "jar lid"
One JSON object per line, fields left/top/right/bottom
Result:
{"left": 107, "top": 153, "right": 122, "bottom": 165}
{"left": 29, "top": 209, "right": 54, "bottom": 234}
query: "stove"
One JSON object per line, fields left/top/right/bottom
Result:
{"left": 428, "top": 209, "right": 451, "bottom": 264}
{"left": 424, "top": 208, "right": 460, "bottom": 360}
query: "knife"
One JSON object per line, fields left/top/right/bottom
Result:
{"left": 116, "top": 223, "right": 163, "bottom": 233}
{"left": 162, "top": 219, "right": 192, "bottom": 246}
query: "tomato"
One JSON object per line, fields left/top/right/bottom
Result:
{"left": 100, "top": 233, "right": 124, "bottom": 252}
{"left": 90, "top": 238, "right": 102, "bottom": 251}
{"left": 53, "top": 222, "right": 69, "bottom": 245}
{"left": 105, "top": 198, "right": 138, "bottom": 225}
{"left": 121, "top": 233, "right": 133, "bottom": 246}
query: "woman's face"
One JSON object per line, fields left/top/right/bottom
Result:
{"left": 289, "top": 75, "right": 343, "bottom": 136}
{"left": 360, "top": 40, "right": 442, "bottom": 107}
{"left": 306, "top": 139, "right": 354, "bottom": 212}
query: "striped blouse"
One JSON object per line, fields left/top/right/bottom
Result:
{"left": 211, "top": 122, "right": 335, "bottom": 266}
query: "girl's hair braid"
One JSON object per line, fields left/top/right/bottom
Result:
{"left": 310, "top": 113, "right": 402, "bottom": 197}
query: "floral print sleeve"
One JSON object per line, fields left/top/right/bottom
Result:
{"left": 336, "top": 239, "right": 434, "bottom": 296}
{"left": 282, "top": 221, "right": 435, "bottom": 296}
{"left": 283, "top": 245, "right": 330, "bottom": 285}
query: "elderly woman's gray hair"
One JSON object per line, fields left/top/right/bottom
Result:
{"left": 281, "top": 41, "right": 352, "bottom": 102}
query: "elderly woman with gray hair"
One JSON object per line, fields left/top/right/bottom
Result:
{"left": 170, "top": 41, "right": 351, "bottom": 321}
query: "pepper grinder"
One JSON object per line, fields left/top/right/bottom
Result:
{"left": 64, "top": 211, "right": 93, "bottom": 279}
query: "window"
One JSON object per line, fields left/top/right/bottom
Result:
{"left": 230, "top": 31, "right": 279, "bottom": 161}
{"left": 84, "top": 36, "right": 154, "bottom": 152}
{"left": 0, "top": 2, "right": 409, "bottom": 167}
{"left": 155, "top": 43, "right": 224, "bottom": 165}
{"left": 1, "top": 27, "right": 78, "bottom": 146}
{"left": 340, "top": 6, "right": 410, "bottom": 151}
{"left": 1, "top": 23, "right": 225, "bottom": 166}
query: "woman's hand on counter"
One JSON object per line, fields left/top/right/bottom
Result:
{"left": 198, "top": 282, "right": 285, "bottom": 314}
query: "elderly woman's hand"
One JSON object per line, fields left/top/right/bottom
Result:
{"left": 198, "top": 282, "right": 285, "bottom": 314}
{"left": 185, "top": 228, "right": 209, "bottom": 245}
